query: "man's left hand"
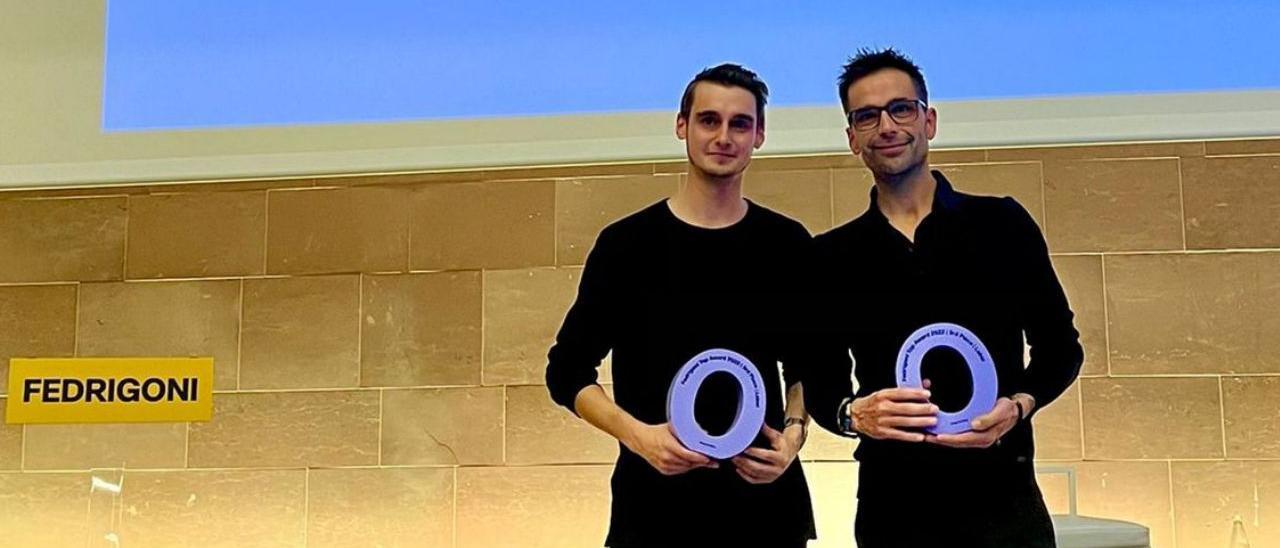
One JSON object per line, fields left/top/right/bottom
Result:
{"left": 925, "top": 396, "right": 1022, "bottom": 449}
{"left": 732, "top": 423, "right": 801, "bottom": 484}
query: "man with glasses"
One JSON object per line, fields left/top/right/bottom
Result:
{"left": 804, "top": 48, "right": 1084, "bottom": 547}
{"left": 546, "top": 63, "right": 817, "bottom": 547}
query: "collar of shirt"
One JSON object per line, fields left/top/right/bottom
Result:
{"left": 859, "top": 170, "right": 964, "bottom": 247}
{"left": 863, "top": 169, "right": 962, "bottom": 223}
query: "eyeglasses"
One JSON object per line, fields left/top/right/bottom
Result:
{"left": 846, "top": 99, "right": 927, "bottom": 131}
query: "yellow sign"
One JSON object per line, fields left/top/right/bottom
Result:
{"left": 6, "top": 358, "right": 213, "bottom": 424}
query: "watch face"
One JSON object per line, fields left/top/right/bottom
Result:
{"left": 838, "top": 402, "right": 852, "bottom": 431}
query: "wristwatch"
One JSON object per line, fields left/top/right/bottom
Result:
{"left": 783, "top": 416, "right": 808, "bottom": 445}
{"left": 836, "top": 396, "right": 859, "bottom": 438}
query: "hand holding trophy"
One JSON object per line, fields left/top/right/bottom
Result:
{"left": 895, "top": 322, "right": 998, "bottom": 435}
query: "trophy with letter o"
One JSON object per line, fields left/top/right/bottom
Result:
{"left": 895, "top": 322, "right": 997, "bottom": 434}
{"left": 665, "top": 348, "right": 765, "bottom": 459}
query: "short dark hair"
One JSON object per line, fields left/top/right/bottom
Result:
{"left": 837, "top": 48, "right": 928, "bottom": 112}
{"left": 678, "top": 63, "right": 769, "bottom": 125}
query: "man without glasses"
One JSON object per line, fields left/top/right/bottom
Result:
{"left": 547, "top": 63, "right": 818, "bottom": 547}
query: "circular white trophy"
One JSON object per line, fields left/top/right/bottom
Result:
{"left": 895, "top": 322, "right": 998, "bottom": 434}
{"left": 666, "top": 348, "right": 766, "bottom": 459}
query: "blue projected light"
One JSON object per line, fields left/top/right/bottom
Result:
{"left": 103, "top": 1, "right": 1280, "bottom": 132}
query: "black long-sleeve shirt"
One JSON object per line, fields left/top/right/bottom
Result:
{"left": 804, "top": 171, "right": 1084, "bottom": 498}
{"left": 546, "top": 200, "right": 816, "bottom": 546}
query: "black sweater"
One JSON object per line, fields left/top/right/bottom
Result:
{"left": 546, "top": 199, "right": 816, "bottom": 545}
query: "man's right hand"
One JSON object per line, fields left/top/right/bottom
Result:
{"left": 849, "top": 387, "right": 938, "bottom": 442}
{"left": 623, "top": 422, "right": 719, "bottom": 475}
